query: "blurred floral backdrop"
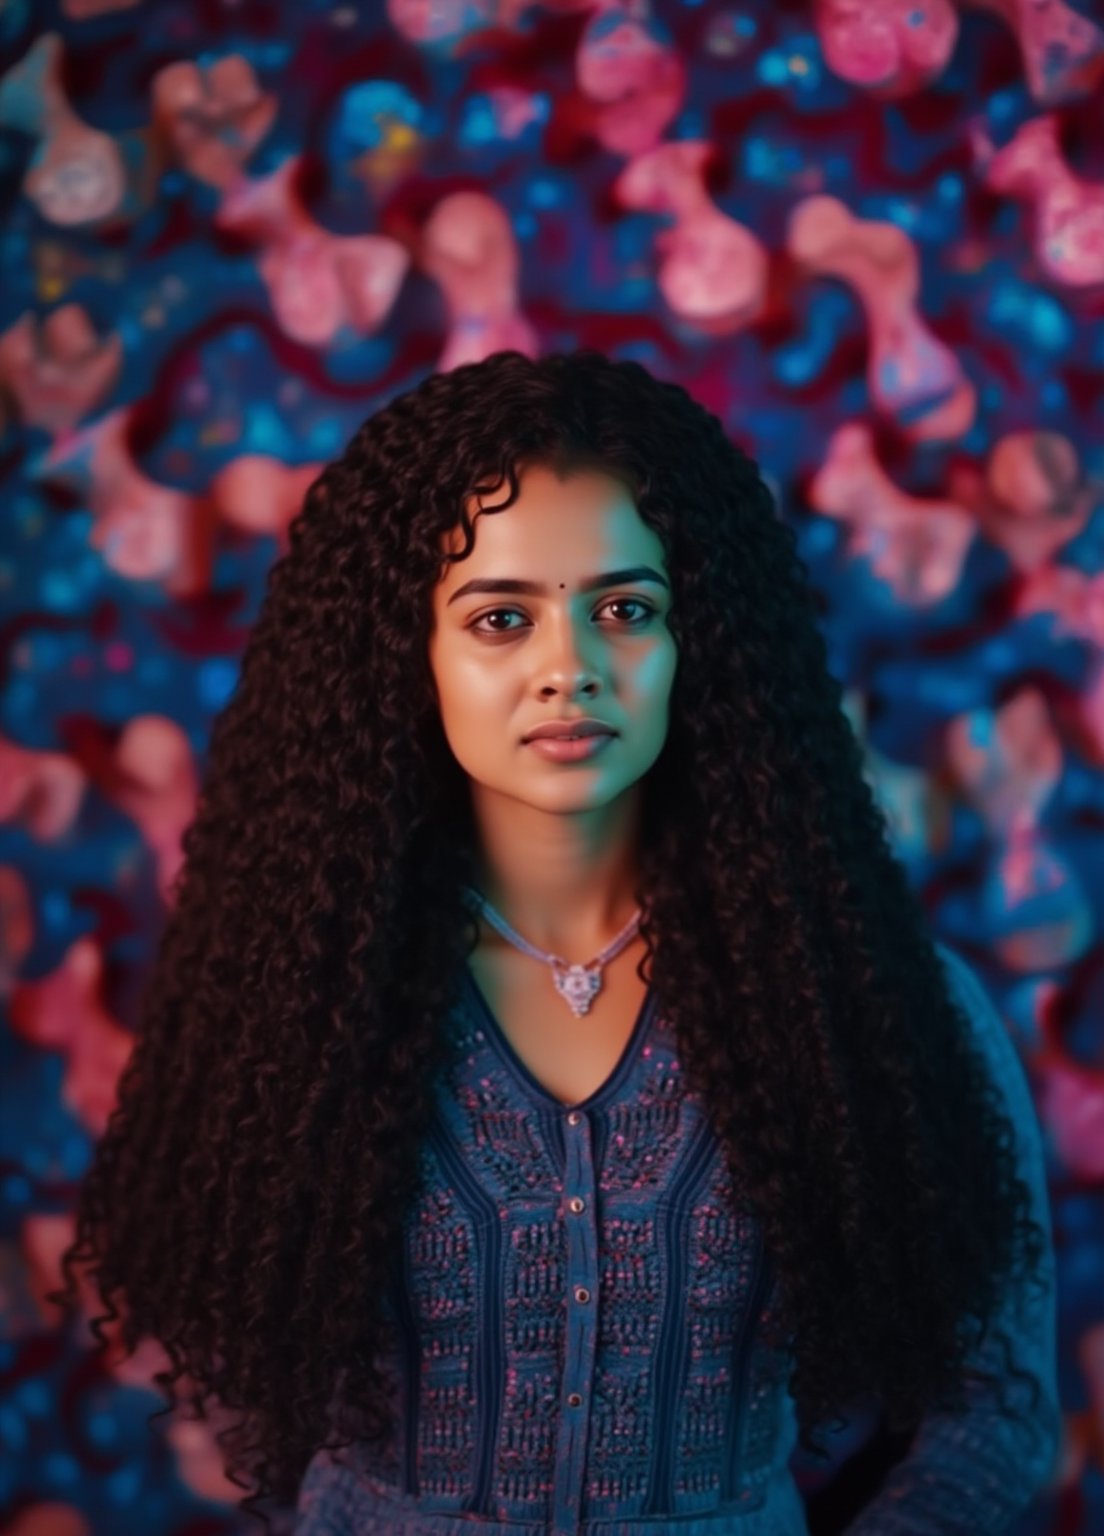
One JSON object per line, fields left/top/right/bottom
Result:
{"left": 2, "top": 0, "right": 1104, "bottom": 1533}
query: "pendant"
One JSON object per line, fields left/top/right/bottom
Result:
{"left": 553, "top": 962, "right": 602, "bottom": 1017}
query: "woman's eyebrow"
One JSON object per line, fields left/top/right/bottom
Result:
{"left": 446, "top": 566, "right": 670, "bottom": 606}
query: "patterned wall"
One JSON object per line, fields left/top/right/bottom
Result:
{"left": 2, "top": 0, "right": 1103, "bottom": 1532}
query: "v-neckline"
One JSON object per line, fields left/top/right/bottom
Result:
{"left": 462, "top": 963, "right": 656, "bottom": 1111}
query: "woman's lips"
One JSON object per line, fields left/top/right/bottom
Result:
{"left": 525, "top": 733, "right": 615, "bottom": 763}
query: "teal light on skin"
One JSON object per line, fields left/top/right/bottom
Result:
{"left": 427, "top": 462, "right": 677, "bottom": 960}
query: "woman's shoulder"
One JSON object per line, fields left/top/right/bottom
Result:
{"left": 931, "top": 937, "right": 991, "bottom": 1028}
{"left": 929, "top": 937, "right": 1046, "bottom": 1162}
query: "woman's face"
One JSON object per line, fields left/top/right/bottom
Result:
{"left": 427, "top": 462, "right": 678, "bottom": 815}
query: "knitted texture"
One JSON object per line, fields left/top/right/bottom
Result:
{"left": 293, "top": 943, "right": 1059, "bottom": 1536}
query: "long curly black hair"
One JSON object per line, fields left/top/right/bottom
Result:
{"left": 48, "top": 348, "right": 1048, "bottom": 1531}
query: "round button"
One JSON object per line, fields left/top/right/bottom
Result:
{"left": 568, "top": 1196, "right": 585, "bottom": 1213}
{"left": 574, "top": 1286, "right": 590, "bottom": 1304}
{"left": 567, "top": 1392, "right": 582, "bottom": 1407}
{"left": 567, "top": 1110, "right": 581, "bottom": 1125}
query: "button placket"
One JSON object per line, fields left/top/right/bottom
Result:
{"left": 551, "top": 1105, "right": 599, "bottom": 1536}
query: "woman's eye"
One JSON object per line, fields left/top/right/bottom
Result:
{"left": 469, "top": 598, "right": 656, "bottom": 635}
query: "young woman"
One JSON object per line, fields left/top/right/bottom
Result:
{"left": 50, "top": 349, "right": 1059, "bottom": 1535}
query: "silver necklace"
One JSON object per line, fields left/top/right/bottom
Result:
{"left": 462, "top": 885, "right": 643, "bottom": 1018}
